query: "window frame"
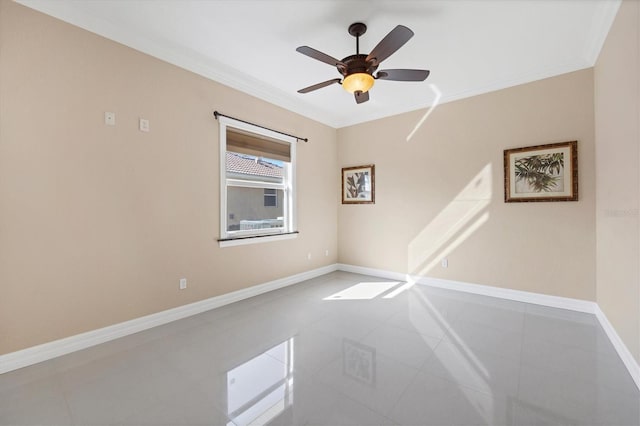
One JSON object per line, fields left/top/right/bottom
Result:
{"left": 218, "top": 116, "right": 297, "bottom": 246}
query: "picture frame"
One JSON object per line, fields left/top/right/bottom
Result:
{"left": 342, "top": 164, "right": 375, "bottom": 204}
{"left": 504, "top": 141, "right": 578, "bottom": 203}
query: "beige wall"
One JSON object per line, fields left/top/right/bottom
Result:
{"left": 595, "top": 0, "right": 640, "bottom": 363}
{"left": 338, "top": 69, "right": 596, "bottom": 301}
{"left": 4, "top": 0, "right": 639, "bottom": 367}
{"left": 0, "top": 1, "right": 338, "bottom": 355}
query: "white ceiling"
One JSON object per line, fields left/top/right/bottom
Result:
{"left": 18, "top": 0, "right": 620, "bottom": 128}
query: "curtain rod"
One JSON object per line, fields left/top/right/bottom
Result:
{"left": 213, "top": 111, "right": 308, "bottom": 143}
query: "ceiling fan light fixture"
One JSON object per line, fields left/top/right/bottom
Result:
{"left": 297, "top": 23, "right": 426, "bottom": 104}
{"left": 342, "top": 73, "right": 374, "bottom": 94}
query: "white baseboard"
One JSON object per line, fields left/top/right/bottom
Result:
{"left": 415, "top": 276, "right": 597, "bottom": 313}
{"left": 594, "top": 305, "right": 640, "bottom": 390}
{"left": 0, "top": 264, "right": 337, "bottom": 375}
{"left": 338, "top": 263, "right": 597, "bottom": 312}
{"left": 337, "top": 263, "right": 408, "bottom": 282}
{"left": 337, "top": 263, "right": 639, "bottom": 390}
{"left": 3, "top": 261, "right": 639, "bottom": 392}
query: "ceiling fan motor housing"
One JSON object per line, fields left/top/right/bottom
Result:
{"left": 338, "top": 54, "right": 378, "bottom": 77}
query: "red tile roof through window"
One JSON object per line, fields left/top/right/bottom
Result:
{"left": 226, "top": 152, "right": 283, "bottom": 178}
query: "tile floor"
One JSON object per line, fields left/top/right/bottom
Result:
{"left": 1, "top": 271, "right": 639, "bottom": 425}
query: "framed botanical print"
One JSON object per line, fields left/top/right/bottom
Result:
{"left": 504, "top": 141, "right": 578, "bottom": 202}
{"left": 342, "top": 164, "right": 375, "bottom": 204}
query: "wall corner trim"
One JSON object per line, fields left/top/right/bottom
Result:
{"left": 0, "top": 264, "right": 338, "bottom": 375}
{"left": 337, "top": 263, "right": 640, "bottom": 390}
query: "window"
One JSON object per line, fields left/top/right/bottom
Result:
{"left": 218, "top": 116, "right": 296, "bottom": 246}
{"left": 263, "top": 189, "right": 277, "bottom": 207}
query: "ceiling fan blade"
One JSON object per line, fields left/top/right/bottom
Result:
{"left": 297, "top": 78, "right": 342, "bottom": 94}
{"left": 296, "top": 46, "right": 345, "bottom": 67}
{"left": 354, "top": 90, "right": 369, "bottom": 104}
{"left": 376, "top": 69, "right": 430, "bottom": 81}
{"left": 366, "top": 25, "right": 414, "bottom": 65}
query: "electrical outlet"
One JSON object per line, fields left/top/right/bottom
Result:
{"left": 179, "top": 278, "right": 187, "bottom": 290}
{"left": 325, "top": 249, "right": 329, "bottom": 257}
{"left": 104, "top": 112, "right": 115, "bottom": 126}
{"left": 441, "top": 258, "right": 448, "bottom": 268}
{"left": 139, "top": 118, "right": 149, "bottom": 132}
{"left": 307, "top": 252, "right": 312, "bottom": 260}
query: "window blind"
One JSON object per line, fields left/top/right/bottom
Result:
{"left": 227, "top": 128, "right": 291, "bottom": 162}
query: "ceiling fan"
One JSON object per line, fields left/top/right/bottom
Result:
{"left": 296, "top": 22, "right": 430, "bottom": 104}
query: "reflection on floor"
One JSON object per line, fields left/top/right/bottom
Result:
{"left": 1, "top": 271, "right": 638, "bottom": 425}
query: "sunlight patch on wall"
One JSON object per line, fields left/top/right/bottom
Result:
{"left": 408, "top": 164, "right": 492, "bottom": 276}
{"left": 324, "top": 282, "right": 402, "bottom": 300}
{"left": 406, "top": 83, "right": 442, "bottom": 142}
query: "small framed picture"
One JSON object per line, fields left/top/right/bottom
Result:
{"left": 504, "top": 141, "right": 578, "bottom": 202}
{"left": 342, "top": 164, "right": 375, "bottom": 204}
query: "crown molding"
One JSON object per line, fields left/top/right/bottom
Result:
{"left": 16, "top": 0, "right": 620, "bottom": 130}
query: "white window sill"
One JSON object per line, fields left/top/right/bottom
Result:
{"left": 218, "top": 232, "right": 298, "bottom": 248}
